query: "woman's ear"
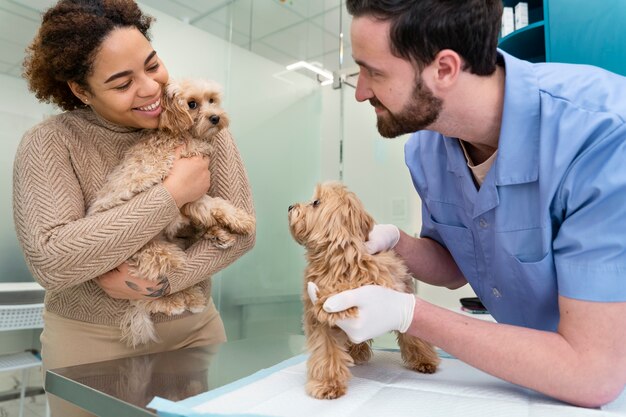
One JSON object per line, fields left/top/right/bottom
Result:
{"left": 67, "top": 81, "right": 91, "bottom": 104}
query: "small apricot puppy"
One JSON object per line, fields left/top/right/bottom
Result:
{"left": 88, "top": 78, "right": 255, "bottom": 347}
{"left": 288, "top": 181, "right": 439, "bottom": 399}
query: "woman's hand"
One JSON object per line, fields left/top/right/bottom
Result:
{"left": 95, "top": 262, "right": 170, "bottom": 300}
{"left": 163, "top": 146, "right": 211, "bottom": 207}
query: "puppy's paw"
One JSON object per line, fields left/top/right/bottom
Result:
{"left": 217, "top": 209, "right": 255, "bottom": 235}
{"left": 306, "top": 379, "right": 347, "bottom": 400}
{"left": 204, "top": 226, "right": 236, "bottom": 249}
{"left": 412, "top": 362, "right": 438, "bottom": 374}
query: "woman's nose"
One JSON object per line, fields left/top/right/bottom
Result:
{"left": 137, "top": 75, "right": 160, "bottom": 98}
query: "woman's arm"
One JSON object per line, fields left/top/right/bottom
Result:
{"left": 13, "top": 128, "right": 180, "bottom": 291}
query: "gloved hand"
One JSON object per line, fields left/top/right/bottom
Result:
{"left": 307, "top": 282, "right": 416, "bottom": 344}
{"left": 365, "top": 224, "right": 400, "bottom": 254}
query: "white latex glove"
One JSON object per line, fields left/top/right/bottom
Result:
{"left": 307, "top": 282, "right": 416, "bottom": 344}
{"left": 365, "top": 224, "right": 400, "bottom": 254}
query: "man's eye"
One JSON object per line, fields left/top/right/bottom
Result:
{"left": 188, "top": 101, "right": 197, "bottom": 109}
{"left": 312, "top": 200, "right": 321, "bottom": 207}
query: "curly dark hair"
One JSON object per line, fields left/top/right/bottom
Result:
{"left": 23, "top": 0, "right": 154, "bottom": 111}
{"left": 346, "top": 0, "right": 503, "bottom": 76}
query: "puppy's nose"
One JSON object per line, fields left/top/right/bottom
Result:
{"left": 209, "top": 115, "right": 220, "bottom": 125}
{"left": 288, "top": 205, "right": 294, "bottom": 212}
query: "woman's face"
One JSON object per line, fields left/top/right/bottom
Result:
{"left": 72, "top": 27, "right": 169, "bottom": 129}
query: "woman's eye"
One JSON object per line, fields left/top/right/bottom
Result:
{"left": 114, "top": 81, "right": 131, "bottom": 91}
{"left": 147, "top": 63, "right": 160, "bottom": 72}
{"left": 312, "top": 200, "right": 320, "bottom": 207}
{"left": 188, "top": 101, "right": 197, "bottom": 109}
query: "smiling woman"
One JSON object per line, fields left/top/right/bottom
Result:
{"left": 14, "top": 1, "right": 255, "bottom": 416}
{"left": 66, "top": 27, "right": 169, "bottom": 129}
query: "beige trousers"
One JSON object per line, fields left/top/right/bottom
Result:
{"left": 41, "top": 300, "right": 226, "bottom": 417}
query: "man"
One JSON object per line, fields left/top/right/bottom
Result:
{"left": 309, "top": 0, "right": 626, "bottom": 407}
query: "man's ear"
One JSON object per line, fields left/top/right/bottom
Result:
{"left": 67, "top": 81, "right": 91, "bottom": 104}
{"left": 429, "top": 49, "right": 462, "bottom": 90}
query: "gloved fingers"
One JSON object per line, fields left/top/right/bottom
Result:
{"left": 307, "top": 281, "right": 319, "bottom": 303}
{"left": 323, "top": 287, "right": 362, "bottom": 312}
{"left": 365, "top": 224, "right": 400, "bottom": 254}
{"left": 364, "top": 240, "right": 380, "bottom": 255}
{"left": 334, "top": 317, "right": 369, "bottom": 344}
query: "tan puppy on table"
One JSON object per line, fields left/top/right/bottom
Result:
{"left": 288, "top": 181, "right": 439, "bottom": 399}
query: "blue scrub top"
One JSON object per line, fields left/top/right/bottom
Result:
{"left": 405, "top": 51, "right": 626, "bottom": 331}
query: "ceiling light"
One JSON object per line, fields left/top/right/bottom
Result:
{"left": 285, "top": 61, "right": 334, "bottom": 85}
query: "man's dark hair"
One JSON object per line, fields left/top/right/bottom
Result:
{"left": 346, "top": 0, "right": 503, "bottom": 75}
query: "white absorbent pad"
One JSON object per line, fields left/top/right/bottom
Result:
{"left": 149, "top": 349, "right": 626, "bottom": 417}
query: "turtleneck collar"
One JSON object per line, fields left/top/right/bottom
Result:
{"left": 78, "top": 107, "right": 144, "bottom": 134}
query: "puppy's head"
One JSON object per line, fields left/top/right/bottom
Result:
{"left": 288, "top": 181, "right": 374, "bottom": 251}
{"left": 159, "top": 78, "right": 230, "bottom": 137}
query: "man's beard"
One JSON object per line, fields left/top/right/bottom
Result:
{"left": 373, "top": 77, "right": 443, "bottom": 138}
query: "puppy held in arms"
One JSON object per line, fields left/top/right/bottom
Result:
{"left": 288, "top": 181, "right": 439, "bottom": 399}
{"left": 87, "top": 78, "right": 255, "bottom": 347}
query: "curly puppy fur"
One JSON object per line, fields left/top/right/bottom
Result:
{"left": 87, "top": 78, "right": 255, "bottom": 347}
{"left": 288, "top": 181, "right": 439, "bottom": 399}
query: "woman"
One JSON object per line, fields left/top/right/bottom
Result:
{"left": 13, "top": 1, "right": 255, "bottom": 415}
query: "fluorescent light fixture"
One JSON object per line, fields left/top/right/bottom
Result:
{"left": 285, "top": 60, "right": 334, "bottom": 84}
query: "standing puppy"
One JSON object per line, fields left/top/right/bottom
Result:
{"left": 288, "top": 181, "right": 439, "bottom": 399}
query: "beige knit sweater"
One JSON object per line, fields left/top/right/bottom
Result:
{"left": 13, "top": 108, "right": 255, "bottom": 326}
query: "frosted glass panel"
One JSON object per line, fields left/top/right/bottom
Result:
{"left": 143, "top": 3, "right": 325, "bottom": 341}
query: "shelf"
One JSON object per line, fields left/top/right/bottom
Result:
{"left": 498, "top": 21, "right": 546, "bottom": 63}
{"left": 502, "top": 0, "right": 542, "bottom": 8}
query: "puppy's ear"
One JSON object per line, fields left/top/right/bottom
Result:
{"left": 159, "top": 82, "right": 194, "bottom": 133}
{"left": 342, "top": 190, "right": 374, "bottom": 241}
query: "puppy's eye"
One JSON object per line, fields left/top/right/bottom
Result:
{"left": 209, "top": 98, "right": 214, "bottom": 104}
{"left": 188, "top": 101, "right": 197, "bottom": 109}
{"left": 312, "top": 200, "right": 321, "bottom": 207}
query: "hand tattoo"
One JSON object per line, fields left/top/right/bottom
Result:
{"left": 145, "top": 277, "right": 171, "bottom": 298}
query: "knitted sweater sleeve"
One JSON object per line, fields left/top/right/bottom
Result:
{"left": 12, "top": 122, "right": 180, "bottom": 291}
{"left": 166, "top": 128, "right": 256, "bottom": 293}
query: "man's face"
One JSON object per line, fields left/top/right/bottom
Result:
{"left": 351, "top": 16, "right": 442, "bottom": 138}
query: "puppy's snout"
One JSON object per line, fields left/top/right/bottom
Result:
{"left": 209, "top": 115, "right": 220, "bottom": 125}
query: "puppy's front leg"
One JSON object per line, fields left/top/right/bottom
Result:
{"left": 183, "top": 195, "right": 255, "bottom": 235}
{"left": 304, "top": 311, "right": 353, "bottom": 399}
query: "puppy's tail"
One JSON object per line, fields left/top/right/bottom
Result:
{"left": 120, "top": 303, "right": 160, "bottom": 348}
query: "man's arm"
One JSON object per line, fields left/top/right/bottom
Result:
{"left": 408, "top": 295, "right": 626, "bottom": 407}
{"left": 394, "top": 230, "right": 467, "bottom": 289}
